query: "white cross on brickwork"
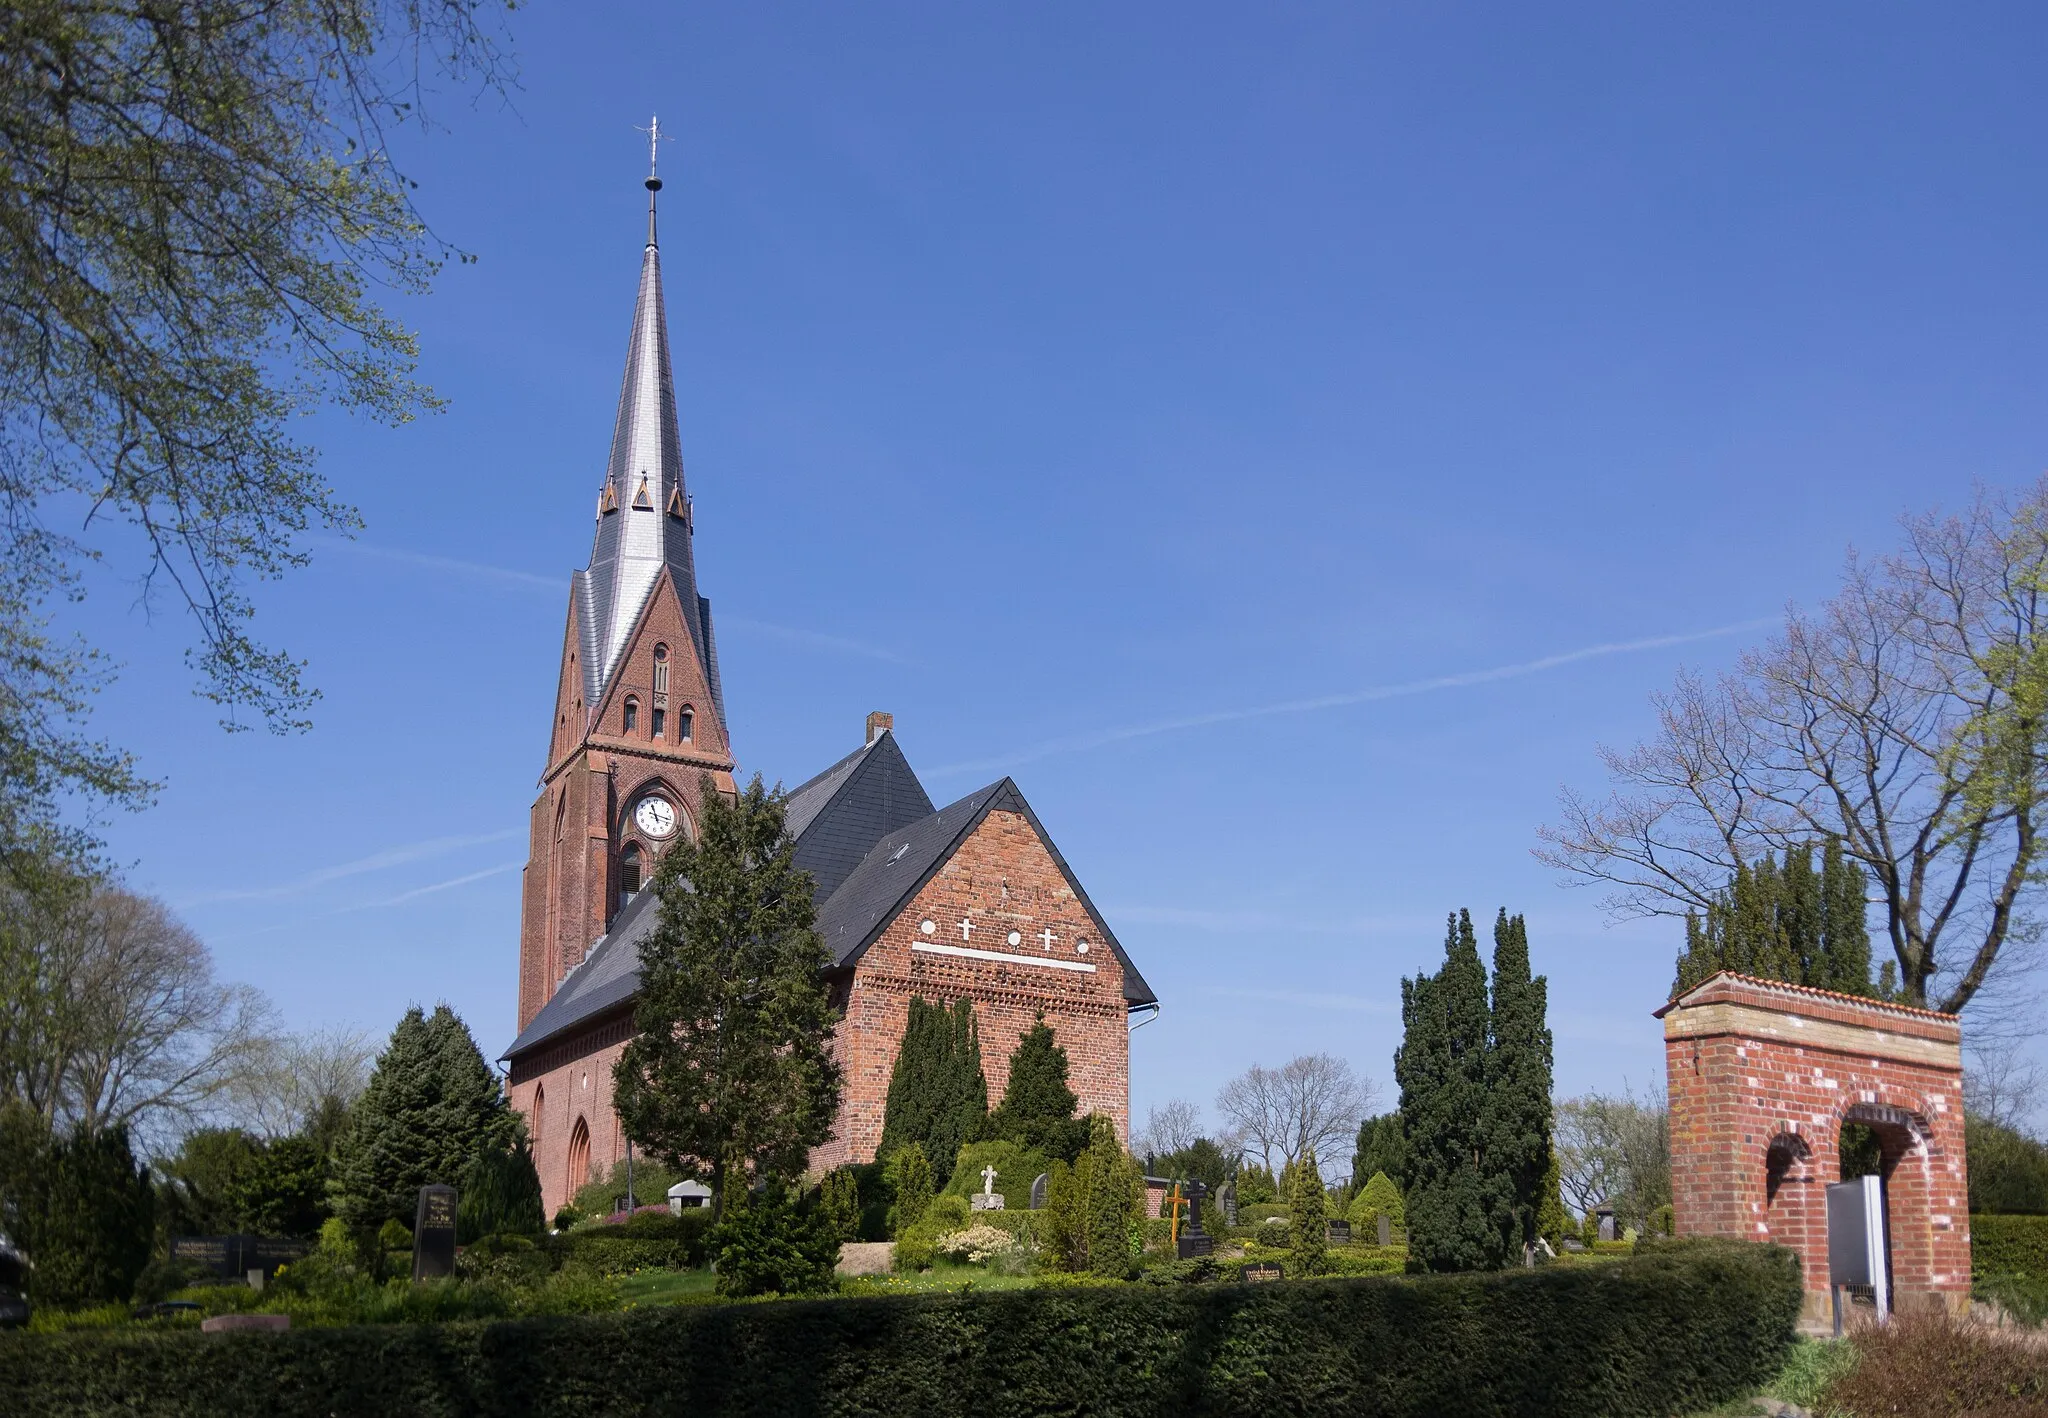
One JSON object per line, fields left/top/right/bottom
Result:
{"left": 959, "top": 918, "right": 973, "bottom": 941}
{"left": 1039, "top": 927, "right": 1057, "bottom": 951}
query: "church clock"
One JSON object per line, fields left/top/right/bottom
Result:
{"left": 633, "top": 795, "right": 678, "bottom": 839}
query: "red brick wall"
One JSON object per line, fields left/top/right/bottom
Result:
{"left": 517, "top": 569, "right": 734, "bottom": 1033}
{"left": 508, "top": 1014, "right": 635, "bottom": 1219}
{"left": 1662, "top": 974, "right": 1970, "bottom": 1321}
{"left": 812, "top": 807, "right": 1131, "bottom": 1174}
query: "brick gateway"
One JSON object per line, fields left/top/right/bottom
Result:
{"left": 1659, "top": 972, "right": 1971, "bottom": 1325}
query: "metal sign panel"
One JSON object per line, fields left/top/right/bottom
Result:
{"left": 1825, "top": 1175, "right": 1889, "bottom": 1318}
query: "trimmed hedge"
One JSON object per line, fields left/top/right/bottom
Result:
{"left": 0, "top": 1240, "right": 1796, "bottom": 1417}
{"left": 1973, "top": 1213, "right": 2048, "bottom": 1280}
{"left": 543, "top": 1211, "right": 712, "bottom": 1275}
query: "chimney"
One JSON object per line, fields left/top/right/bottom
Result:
{"left": 865, "top": 711, "right": 894, "bottom": 745}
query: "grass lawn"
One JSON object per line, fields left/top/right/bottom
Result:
{"left": 616, "top": 1269, "right": 718, "bottom": 1304}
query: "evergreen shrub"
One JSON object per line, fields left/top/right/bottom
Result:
{"left": 0, "top": 1240, "right": 1800, "bottom": 1417}
{"left": 939, "top": 1140, "right": 1048, "bottom": 1206}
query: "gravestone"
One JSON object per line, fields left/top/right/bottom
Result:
{"left": 412, "top": 1184, "right": 458, "bottom": 1281}
{"left": 170, "top": 1235, "right": 307, "bottom": 1280}
{"left": 1239, "top": 1261, "right": 1283, "bottom": 1283}
{"left": 1326, "top": 1219, "right": 1352, "bottom": 1244}
{"left": 1377, "top": 1214, "right": 1392, "bottom": 1247}
{"left": 1030, "top": 1173, "right": 1049, "bottom": 1210}
{"left": 1218, "top": 1180, "right": 1237, "bottom": 1226}
{"left": 1595, "top": 1204, "right": 1616, "bottom": 1243}
{"left": 1176, "top": 1180, "right": 1214, "bottom": 1259}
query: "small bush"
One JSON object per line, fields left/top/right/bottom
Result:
{"left": 545, "top": 1209, "right": 711, "bottom": 1276}
{"left": 455, "top": 1234, "right": 554, "bottom": 1289}
{"left": 1240, "top": 1202, "right": 1289, "bottom": 1226}
{"left": 376, "top": 1219, "right": 411, "bottom": 1252}
{"left": 893, "top": 1195, "right": 969, "bottom": 1273}
{"left": 932, "top": 1225, "right": 1016, "bottom": 1265}
{"left": 1766, "top": 1338, "right": 1855, "bottom": 1409}
{"left": 708, "top": 1188, "right": 838, "bottom": 1298}
{"left": 1820, "top": 1311, "right": 2048, "bottom": 1415}
{"left": 884, "top": 1144, "right": 933, "bottom": 1239}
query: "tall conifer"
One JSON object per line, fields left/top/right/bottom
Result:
{"left": 1484, "top": 909, "right": 1552, "bottom": 1261}
{"left": 1674, "top": 841, "right": 1877, "bottom": 998}
{"left": 986, "top": 1014, "right": 1088, "bottom": 1162}
{"left": 877, "top": 996, "right": 989, "bottom": 1186}
{"left": 1396, "top": 910, "right": 1498, "bottom": 1272}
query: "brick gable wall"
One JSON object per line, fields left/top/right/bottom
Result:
{"left": 814, "top": 807, "right": 1130, "bottom": 1174}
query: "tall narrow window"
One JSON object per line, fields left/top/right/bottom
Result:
{"left": 679, "top": 706, "right": 694, "bottom": 743}
{"left": 653, "top": 644, "right": 669, "bottom": 693}
{"left": 532, "top": 1085, "right": 546, "bottom": 1146}
{"left": 620, "top": 844, "right": 643, "bottom": 899}
{"left": 567, "top": 1118, "right": 592, "bottom": 1194}
{"left": 651, "top": 706, "right": 666, "bottom": 739}
{"left": 623, "top": 698, "right": 638, "bottom": 733}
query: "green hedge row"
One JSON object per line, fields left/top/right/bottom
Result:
{"left": 0, "top": 1240, "right": 1797, "bottom": 1417}
{"left": 542, "top": 1212, "right": 713, "bottom": 1275}
{"left": 1973, "top": 1214, "right": 2048, "bottom": 1280}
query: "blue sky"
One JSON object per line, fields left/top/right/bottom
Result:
{"left": 66, "top": 4, "right": 2048, "bottom": 1143}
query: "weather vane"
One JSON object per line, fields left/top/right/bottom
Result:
{"left": 634, "top": 114, "right": 672, "bottom": 185}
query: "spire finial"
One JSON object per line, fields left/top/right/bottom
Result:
{"left": 634, "top": 114, "right": 671, "bottom": 246}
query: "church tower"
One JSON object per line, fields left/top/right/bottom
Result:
{"left": 516, "top": 139, "right": 736, "bottom": 1032}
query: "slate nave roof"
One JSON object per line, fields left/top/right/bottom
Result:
{"left": 502, "top": 732, "right": 1154, "bottom": 1062}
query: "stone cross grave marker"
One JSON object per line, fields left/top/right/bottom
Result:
{"left": 1030, "top": 1172, "right": 1049, "bottom": 1209}
{"left": 1176, "top": 1180, "right": 1214, "bottom": 1259}
{"left": 413, "top": 1184, "right": 457, "bottom": 1281}
{"left": 971, "top": 1162, "right": 1006, "bottom": 1211}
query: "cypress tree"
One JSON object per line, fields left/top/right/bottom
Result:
{"left": 1081, "top": 1113, "right": 1139, "bottom": 1279}
{"left": 1038, "top": 1156, "right": 1086, "bottom": 1271}
{"left": 1484, "top": 909, "right": 1552, "bottom": 1262}
{"left": 4, "top": 1119, "right": 155, "bottom": 1307}
{"left": 1674, "top": 842, "right": 1877, "bottom": 998}
{"left": 331, "top": 1004, "right": 514, "bottom": 1231}
{"left": 877, "top": 996, "right": 990, "bottom": 1187}
{"left": 1396, "top": 910, "right": 1498, "bottom": 1272}
{"left": 884, "top": 1142, "right": 932, "bottom": 1238}
{"left": 1287, "top": 1145, "right": 1327, "bottom": 1275}
{"left": 987, "top": 1014, "right": 1088, "bottom": 1163}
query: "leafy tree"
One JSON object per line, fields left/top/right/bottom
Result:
{"left": 1347, "top": 1171, "right": 1404, "bottom": 1235}
{"left": 1673, "top": 842, "right": 1884, "bottom": 998}
{"left": 819, "top": 1167, "right": 861, "bottom": 1242}
{"left": 985, "top": 1014, "right": 1087, "bottom": 1163}
{"left": 1541, "top": 481, "right": 2048, "bottom": 1014}
{"left": 0, "top": 1109, "right": 155, "bottom": 1306}
{"left": 1287, "top": 1145, "right": 1327, "bottom": 1275}
{"left": 1485, "top": 910, "right": 1553, "bottom": 1260}
{"left": 0, "top": 0, "right": 515, "bottom": 873}
{"left": 158, "top": 1125, "right": 324, "bottom": 1237}
{"left": 457, "top": 1135, "right": 545, "bottom": 1243}
{"left": 231, "top": 1133, "right": 327, "bottom": 1237}
{"left": 613, "top": 778, "right": 842, "bottom": 1217}
{"left": 878, "top": 996, "right": 987, "bottom": 1187}
{"left": 884, "top": 1143, "right": 933, "bottom": 1239}
{"left": 1148, "top": 1137, "right": 1232, "bottom": 1190}
{"left": 330, "top": 1004, "right": 515, "bottom": 1230}
{"left": 1352, "top": 1112, "right": 1405, "bottom": 1191}
{"left": 1396, "top": 910, "right": 1500, "bottom": 1272}
{"left": 1966, "top": 1114, "right": 2048, "bottom": 1214}
{"left": 1082, "top": 1113, "right": 1142, "bottom": 1279}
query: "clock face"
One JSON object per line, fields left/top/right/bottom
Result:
{"left": 633, "top": 796, "right": 678, "bottom": 839}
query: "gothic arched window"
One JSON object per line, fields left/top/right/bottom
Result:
{"left": 567, "top": 1117, "right": 592, "bottom": 1194}
{"left": 620, "top": 844, "right": 643, "bottom": 899}
{"left": 532, "top": 1084, "right": 546, "bottom": 1146}
{"left": 679, "top": 705, "right": 694, "bottom": 743}
{"left": 651, "top": 706, "right": 666, "bottom": 739}
{"left": 653, "top": 644, "right": 669, "bottom": 693}
{"left": 623, "top": 697, "right": 638, "bottom": 733}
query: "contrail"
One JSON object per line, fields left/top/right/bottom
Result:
{"left": 930, "top": 617, "right": 1776, "bottom": 776}
{"left": 182, "top": 830, "right": 522, "bottom": 906}
{"left": 346, "top": 862, "right": 523, "bottom": 910}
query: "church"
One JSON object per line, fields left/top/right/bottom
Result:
{"left": 501, "top": 164, "right": 1156, "bottom": 1218}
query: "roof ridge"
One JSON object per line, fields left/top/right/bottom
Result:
{"left": 1661, "top": 969, "right": 1959, "bottom": 1021}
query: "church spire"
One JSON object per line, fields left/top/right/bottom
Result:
{"left": 576, "top": 120, "right": 717, "bottom": 716}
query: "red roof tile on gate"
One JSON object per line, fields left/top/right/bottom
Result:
{"left": 1651, "top": 970, "right": 1962, "bottom": 1021}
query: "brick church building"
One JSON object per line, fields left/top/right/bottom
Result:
{"left": 502, "top": 170, "right": 1155, "bottom": 1217}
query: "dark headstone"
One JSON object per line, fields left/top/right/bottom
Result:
{"left": 1377, "top": 1213, "right": 1392, "bottom": 1247}
{"left": 1218, "top": 1180, "right": 1237, "bottom": 1226}
{"left": 1239, "top": 1262, "right": 1284, "bottom": 1283}
{"left": 1176, "top": 1180, "right": 1213, "bottom": 1257}
{"left": 1030, "top": 1172, "right": 1049, "bottom": 1210}
{"left": 1326, "top": 1219, "right": 1352, "bottom": 1243}
{"left": 1596, "top": 1204, "right": 1616, "bottom": 1243}
{"left": 413, "top": 1184, "right": 458, "bottom": 1281}
{"left": 170, "top": 1235, "right": 307, "bottom": 1280}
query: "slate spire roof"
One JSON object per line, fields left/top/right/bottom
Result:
{"left": 573, "top": 168, "right": 717, "bottom": 714}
